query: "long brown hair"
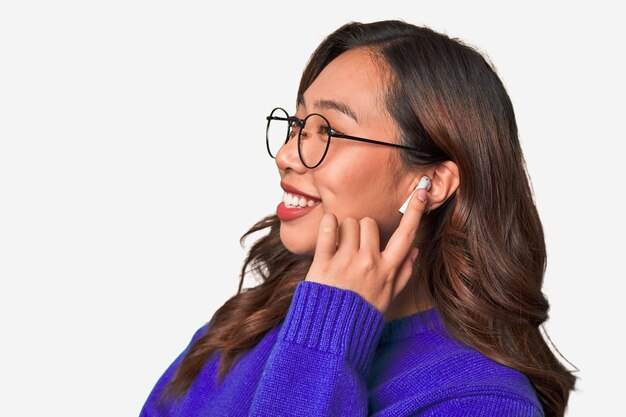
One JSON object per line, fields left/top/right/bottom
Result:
{"left": 162, "top": 20, "right": 576, "bottom": 416}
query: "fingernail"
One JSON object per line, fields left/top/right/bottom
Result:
{"left": 416, "top": 188, "right": 428, "bottom": 203}
{"left": 399, "top": 175, "right": 431, "bottom": 215}
{"left": 411, "top": 248, "right": 419, "bottom": 262}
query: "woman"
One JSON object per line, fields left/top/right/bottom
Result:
{"left": 140, "top": 20, "right": 576, "bottom": 417}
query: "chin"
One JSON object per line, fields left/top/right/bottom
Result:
{"left": 279, "top": 226, "right": 315, "bottom": 256}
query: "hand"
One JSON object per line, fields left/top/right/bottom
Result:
{"left": 304, "top": 188, "right": 429, "bottom": 314}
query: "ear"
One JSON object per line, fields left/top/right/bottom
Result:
{"left": 425, "top": 160, "right": 460, "bottom": 211}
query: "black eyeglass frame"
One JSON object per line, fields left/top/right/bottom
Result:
{"left": 266, "top": 106, "right": 423, "bottom": 169}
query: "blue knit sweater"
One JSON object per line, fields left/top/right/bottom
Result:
{"left": 140, "top": 281, "right": 544, "bottom": 416}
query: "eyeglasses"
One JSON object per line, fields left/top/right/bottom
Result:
{"left": 265, "top": 107, "right": 423, "bottom": 169}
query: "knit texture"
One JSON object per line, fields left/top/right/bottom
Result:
{"left": 140, "top": 281, "right": 544, "bottom": 416}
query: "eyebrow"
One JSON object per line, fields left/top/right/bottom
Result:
{"left": 297, "top": 94, "right": 359, "bottom": 123}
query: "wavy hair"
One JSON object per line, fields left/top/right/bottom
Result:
{"left": 162, "top": 20, "right": 576, "bottom": 417}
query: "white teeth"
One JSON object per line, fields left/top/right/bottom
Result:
{"left": 282, "top": 192, "right": 320, "bottom": 208}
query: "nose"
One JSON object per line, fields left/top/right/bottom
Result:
{"left": 275, "top": 135, "right": 307, "bottom": 174}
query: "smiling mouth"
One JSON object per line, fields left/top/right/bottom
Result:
{"left": 282, "top": 191, "right": 322, "bottom": 208}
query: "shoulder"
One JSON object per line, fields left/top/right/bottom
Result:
{"left": 139, "top": 322, "right": 212, "bottom": 416}
{"left": 189, "top": 322, "right": 210, "bottom": 344}
{"left": 373, "top": 317, "right": 544, "bottom": 416}
{"left": 430, "top": 339, "right": 536, "bottom": 393}
{"left": 440, "top": 347, "right": 540, "bottom": 407}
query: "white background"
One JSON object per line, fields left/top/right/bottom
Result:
{"left": 1, "top": 1, "right": 623, "bottom": 416}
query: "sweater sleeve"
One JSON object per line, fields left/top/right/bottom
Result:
{"left": 249, "top": 280, "right": 385, "bottom": 417}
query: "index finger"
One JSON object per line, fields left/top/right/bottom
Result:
{"left": 382, "top": 187, "right": 428, "bottom": 264}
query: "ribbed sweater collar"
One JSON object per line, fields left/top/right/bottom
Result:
{"left": 379, "top": 307, "right": 444, "bottom": 344}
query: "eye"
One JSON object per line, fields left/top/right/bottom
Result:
{"left": 287, "top": 118, "right": 302, "bottom": 139}
{"left": 324, "top": 126, "right": 342, "bottom": 136}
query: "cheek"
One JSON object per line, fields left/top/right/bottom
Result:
{"left": 279, "top": 148, "right": 406, "bottom": 253}
{"left": 320, "top": 157, "right": 401, "bottom": 230}
{"left": 320, "top": 153, "right": 409, "bottom": 236}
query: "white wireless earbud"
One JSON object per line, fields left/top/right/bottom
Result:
{"left": 399, "top": 175, "right": 431, "bottom": 215}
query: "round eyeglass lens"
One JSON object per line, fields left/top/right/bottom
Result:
{"left": 266, "top": 108, "right": 291, "bottom": 158}
{"left": 299, "top": 114, "right": 331, "bottom": 168}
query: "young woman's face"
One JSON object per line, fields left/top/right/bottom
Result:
{"left": 275, "top": 48, "right": 416, "bottom": 255}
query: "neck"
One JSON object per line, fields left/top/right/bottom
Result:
{"left": 383, "top": 272, "right": 434, "bottom": 322}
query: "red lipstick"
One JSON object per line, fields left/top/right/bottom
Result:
{"left": 277, "top": 182, "right": 321, "bottom": 221}
{"left": 276, "top": 202, "right": 320, "bottom": 221}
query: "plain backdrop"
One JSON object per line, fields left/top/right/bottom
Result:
{"left": 1, "top": 1, "right": 623, "bottom": 416}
